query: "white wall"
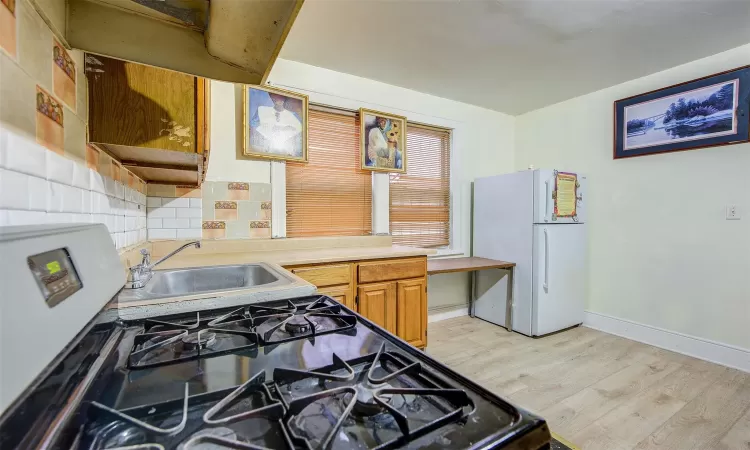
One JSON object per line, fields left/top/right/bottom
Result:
{"left": 206, "top": 58, "right": 516, "bottom": 310}
{"left": 515, "top": 44, "right": 750, "bottom": 349}
{"left": 205, "top": 80, "right": 271, "bottom": 183}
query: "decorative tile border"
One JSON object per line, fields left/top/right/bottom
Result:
{"left": 198, "top": 181, "right": 273, "bottom": 240}
{"left": 202, "top": 220, "right": 226, "bottom": 239}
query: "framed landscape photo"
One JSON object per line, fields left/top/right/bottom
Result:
{"left": 243, "top": 85, "right": 308, "bottom": 162}
{"left": 614, "top": 66, "right": 750, "bottom": 159}
{"left": 360, "top": 108, "right": 407, "bottom": 173}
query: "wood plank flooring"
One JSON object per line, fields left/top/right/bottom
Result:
{"left": 427, "top": 316, "right": 750, "bottom": 450}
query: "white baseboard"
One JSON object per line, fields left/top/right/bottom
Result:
{"left": 583, "top": 311, "right": 749, "bottom": 373}
{"left": 428, "top": 307, "right": 469, "bottom": 323}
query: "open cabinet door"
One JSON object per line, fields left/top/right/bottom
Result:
{"left": 532, "top": 224, "right": 587, "bottom": 336}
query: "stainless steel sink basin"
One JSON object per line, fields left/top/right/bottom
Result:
{"left": 147, "top": 264, "right": 279, "bottom": 297}
{"left": 117, "top": 263, "right": 299, "bottom": 303}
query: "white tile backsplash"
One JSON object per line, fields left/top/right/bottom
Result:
{"left": 176, "top": 208, "right": 202, "bottom": 218}
{"left": 0, "top": 168, "right": 30, "bottom": 210}
{"left": 28, "top": 174, "right": 47, "bottom": 211}
{"left": 149, "top": 229, "right": 177, "bottom": 240}
{"left": 162, "top": 197, "right": 190, "bottom": 208}
{"left": 148, "top": 207, "right": 176, "bottom": 218}
{"left": 1, "top": 209, "right": 47, "bottom": 226}
{"left": 177, "top": 229, "right": 202, "bottom": 239}
{"left": 163, "top": 217, "right": 190, "bottom": 229}
{"left": 72, "top": 163, "right": 89, "bottom": 190}
{"left": 46, "top": 151, "right": 74, "bottom": 185}
{"left": 145, "top": 196, "right": 202, "bottom": 240}
{"left": 89, "top": 170, "right": 106, "bottom": 194}
{"left": 5, "top": 132, "right": 47, "bottom": 178}
{"left": 0, "top": 129, "right": 7, "bottom": 169}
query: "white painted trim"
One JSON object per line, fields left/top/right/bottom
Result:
{"left": 583, "top": 310, "right": 750, "bottom": 373}
{"left": 270, "top": 161, "right": 286, "bottom": 238}
{"left": 428, "top": 307, "right": 469, "bottom": 323}
{"left": 372, "top": 172, "right": 389, "bottom": 235}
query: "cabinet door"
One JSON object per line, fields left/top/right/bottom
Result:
{"left": 88, "top": 55, "right": 198, "bottom": 152}
{"left": 396, "top": 278, "right": 427, "bottom": 348}
{"left": 317, "top": 284, "right": 355, "bottom": 311}
{"left": 357, "top": 282, "right": 396, "bottom": 334}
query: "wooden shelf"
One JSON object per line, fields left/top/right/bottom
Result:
{"left": 427, "top": 257, "right": 515, "bottom": 275}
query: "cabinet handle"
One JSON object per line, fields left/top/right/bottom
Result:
{"left": 543, "top": 228, "right": 550, "bottom": 292}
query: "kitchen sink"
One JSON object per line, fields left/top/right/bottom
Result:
{"left": 117, "top": 263, "right": 299, "bottom": 303}
{"left": 146, "top": 264, "right": 279, "bottom": 297}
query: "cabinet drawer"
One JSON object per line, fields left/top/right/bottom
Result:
{"left": 358, "top": 257, "right": 426, "bottom": 284}
{"left": 290, "top": 264, "right": 351, "bottom": 287}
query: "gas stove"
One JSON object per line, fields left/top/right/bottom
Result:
{"left": 0, "top": 225, "right": 550, "bottom": 450}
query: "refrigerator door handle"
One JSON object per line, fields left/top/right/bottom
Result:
{"left": 544, "top": 179, "right": 551, "bottom": 222}
{"left": 543, "top": 227, "right": 550, "bottom": 292}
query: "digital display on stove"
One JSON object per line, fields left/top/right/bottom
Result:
{"left": 27, "top": 247, "right": 83, "bottom": 308}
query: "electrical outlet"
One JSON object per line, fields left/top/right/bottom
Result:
{"left": 726, "top": 205, "right": 740, "bottom": 220}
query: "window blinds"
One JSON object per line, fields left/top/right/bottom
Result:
{"left": 286, "top": 109, "right": 372, "bottom": 237}
{"left": 389, "top": 125, "right": 451, "bottom": 248}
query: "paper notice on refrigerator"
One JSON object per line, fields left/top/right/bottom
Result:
{"left": 554, "top": 172, "right": 577, "bottom": 217}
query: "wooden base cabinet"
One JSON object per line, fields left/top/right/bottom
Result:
{"left": 357, "top": 282, "right": 397, "bottom": 335}
{"left": 285, "top": 256, "right": 428, "bottom": 349}
{"left": 396, "top": 278, "right": 427, "bottom": 348}
{"left": 317, "top": 284, "right": 355, "bottom": 311}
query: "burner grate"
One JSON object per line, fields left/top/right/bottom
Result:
{"left": 249, "top": 298, "right": 357, "bottom": 346}
{"left": 272, "top": 343, "right": 475, "bottom": 450}
{"left": 128, "top": 309, "right": 259, "bottom": 369}
{"left": 85, "top": 371, "right": 293, "bottom": 450}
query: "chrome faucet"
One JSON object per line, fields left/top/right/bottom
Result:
{"left": 125, "top": 241, "right": 201, "bottom": 289}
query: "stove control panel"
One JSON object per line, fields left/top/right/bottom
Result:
{"left": 27, "top": 247, "right": 83, "bottom": 308}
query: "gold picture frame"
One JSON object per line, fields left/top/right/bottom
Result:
{"left": 359, "top": 108, "right": 407, "bottom": 173}
{"left": 243, "top": 84, "right": 308, "bottom": 163}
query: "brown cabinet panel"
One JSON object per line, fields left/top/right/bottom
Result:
{"left": 290, "top": 264, "right": 351, "bottom": 287}
{"left": 357, "top": 282, "right": 397, "bottom": 334}
{"left": 358, "top": 257, "right": 426, "bottom": 284}
{"left": 88, "top": 55, "right": 201, "bottom": 153}
{"left": 317, "top": 284, "right": 355, "bottom": 311}
{"left": 397, "top": 278, "right": 427, "bottom": 348}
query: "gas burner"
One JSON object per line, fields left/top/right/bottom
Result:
{"left": 181, "top": 331, "right": 216, "bottom": 350}
{"left": 272, "top": 343, "right": 475, "bottom": 449}
{"left": 284, "top": 315, "right": 315, "bottom": 335}
{"left": 350, "top": 381, "right": 394, "bottom": 418}
{"left": 249, "top": 297, "right": 357, "bottom": 345}
{"left": 128, "top": 309, "right": 258, "bottom": 369}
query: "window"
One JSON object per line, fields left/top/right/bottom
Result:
{"left": 286, "top": 109, "right": 372, "bottom": 237}
{"left": 389, "top": 125, "right": 451, "bottom": 248}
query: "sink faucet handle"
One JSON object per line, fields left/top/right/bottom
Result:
{"left": 139, "top": 248, "right": 151, "bottom": 267}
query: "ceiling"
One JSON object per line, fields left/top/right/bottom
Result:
{"left": 279, "top": 0, "right": 750, "bottom": 115}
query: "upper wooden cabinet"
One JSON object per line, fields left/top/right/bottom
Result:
{"left": 86, "top": 54, "right": 209, "bottom": 185}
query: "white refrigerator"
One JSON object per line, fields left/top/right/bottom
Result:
{"left": 473, "top": 169, "right": 587, "bottom": 336}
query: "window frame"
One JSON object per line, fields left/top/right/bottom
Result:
{"left": 272, "top": 103, "right": 465, "bottom": 258}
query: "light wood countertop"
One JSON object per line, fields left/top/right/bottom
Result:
{"left": 153, "top": 245, "right": 435, "bottom": 270}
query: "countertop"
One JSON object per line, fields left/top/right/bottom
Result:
{"left": 152, "top": 245, "right": 435, "bottom": 270}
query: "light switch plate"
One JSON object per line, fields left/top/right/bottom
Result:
{"left": 726, "top": 205, "right": 740, "bottom": 220}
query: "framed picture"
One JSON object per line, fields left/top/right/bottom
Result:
{"left": 360, "top": 108, "right": 407, "bottom": 173}
{"left": 614, "top": 65, "right": 750, "bottom": 159}
{"left": 243, "top": 85, "right": 308, "bottom": 162}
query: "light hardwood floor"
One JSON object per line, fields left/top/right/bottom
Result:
{"left": 427, "top": 316, "right": 750, "bottom": 450}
